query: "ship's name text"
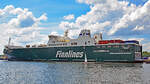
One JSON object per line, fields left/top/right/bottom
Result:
{"left": 56, "top": 50, "right": 84, "bottom": 58}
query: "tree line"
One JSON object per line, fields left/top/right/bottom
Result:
{"left": 142, "top": 51, "right": 150, "bottom": 57}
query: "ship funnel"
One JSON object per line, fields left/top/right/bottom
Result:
{"left": 100, "top": 32, "right": 102, "bottom": 40}
{"left": 94, "top": 32, "right": 103, "bottom": 43}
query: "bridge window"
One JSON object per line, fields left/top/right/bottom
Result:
{"left": 71, "top": 42, "right": 77, "bottom": 45}
{"left": 85, "top": 42, "right": 87, "bottom": 45}
{"left": 86, "top": 33, "right": 90, "bottom": 35}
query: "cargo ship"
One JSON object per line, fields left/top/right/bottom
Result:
{"left": 3, "top": 29, "right": 142, "bottom": 62}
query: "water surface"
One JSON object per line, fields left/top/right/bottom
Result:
{"left": 0, "top": 60, "right": 149, "bottom": 84}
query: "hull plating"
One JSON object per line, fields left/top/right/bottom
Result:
{"left": 4, "top": 44, "right": 142, "bottom": 62}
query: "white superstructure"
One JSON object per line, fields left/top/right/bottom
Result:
{"left": 47, "top": 29, "right": 96, "bottom": 47}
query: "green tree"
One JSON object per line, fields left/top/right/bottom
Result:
{"left": 143, "top": 51, "right": 150, "bottom": 57}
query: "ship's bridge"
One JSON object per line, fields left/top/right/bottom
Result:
{"left": 78, "top": 29, "right": 91, "bottom": 38}
{"left": 47, "top": 29, "right": 96, "bottom": 47}
{"left": 77, "top": 29, "right": 95, "bottom": 46}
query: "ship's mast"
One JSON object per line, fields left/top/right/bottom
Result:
{"left": 64, "top": 29, "right": 69, "bottom": 37}
{"left": 8, "top": 37, "right": 11, "bottom": 47}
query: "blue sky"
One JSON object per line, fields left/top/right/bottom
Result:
{"left": 0, "top": 0, "right": 147, "bottom": 22}
{"left": 0, "top": 0, "right": 91, "bottom": 35}
{"left": 0, "top": 0, "right": 148, "bottom": 26}
{"left": 0, "top": 0, "right": 90, "bottom": 22}
{"left": 0, "top": 0, "right": 150, "bottom": 54}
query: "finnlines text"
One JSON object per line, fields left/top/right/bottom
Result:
{"left": 56, "top": 50, "right": 84, "bottom": 58}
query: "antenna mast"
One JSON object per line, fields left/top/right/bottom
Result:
{"left": 8, "top": 37, "right": 11, "bottom": 46}
{"left": 64, "top": 29, "right": 69, "bottom": 37}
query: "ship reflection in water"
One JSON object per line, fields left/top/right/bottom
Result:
{"left": 0, "top": 61, "right": 149, "bottom": 84}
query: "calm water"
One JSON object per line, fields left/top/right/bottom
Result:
{"left": 0, "top": 61, "right": 150, "bottom": 84}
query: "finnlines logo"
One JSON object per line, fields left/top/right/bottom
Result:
{"left": 56, "top": 50, "right": 84, "bottom": 58}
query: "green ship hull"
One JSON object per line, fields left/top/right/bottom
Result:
{"left": 3, "top": 44, "right": 142, "bottom": 62}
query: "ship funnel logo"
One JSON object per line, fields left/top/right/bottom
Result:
{"left": 56, "top": 50, "right": 84, "bottom": 58}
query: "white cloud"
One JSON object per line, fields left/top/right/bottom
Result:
{"left": 59, "top": 0, "right": 150, "bottom": 51}
{"left": 63, "top": 14, "right": 75, "bottom": 20}
{"left": 0, "top": 5, "right": 48, "bottom": 54}
{"left": 37, "top": 13, "right": 47, "bottom": 21}
{"left": 50, "top": 31, "right": 59, "bottom": 36}
{"left": 68, "top": 0, "right": 150, "bottom": 37}
{"left": 132, "top": 26, "right": 144, "bottom": 31}
{"left": 60, "top": 0, "right": 131, "bottom": 37}
{"left": 0, "top": 23, "right": 48, "bottom": 45}
{"left": 77, "top": 0, "right": 106, "bottom": 4}
{"left": 143, "top": 42, "right": 150, "bottom": 51}
{"left": 0, "top": 5, "right": 47, "bottom": 28}
{"left": 108, "top": 0, "right": 150, "bottom": 35}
